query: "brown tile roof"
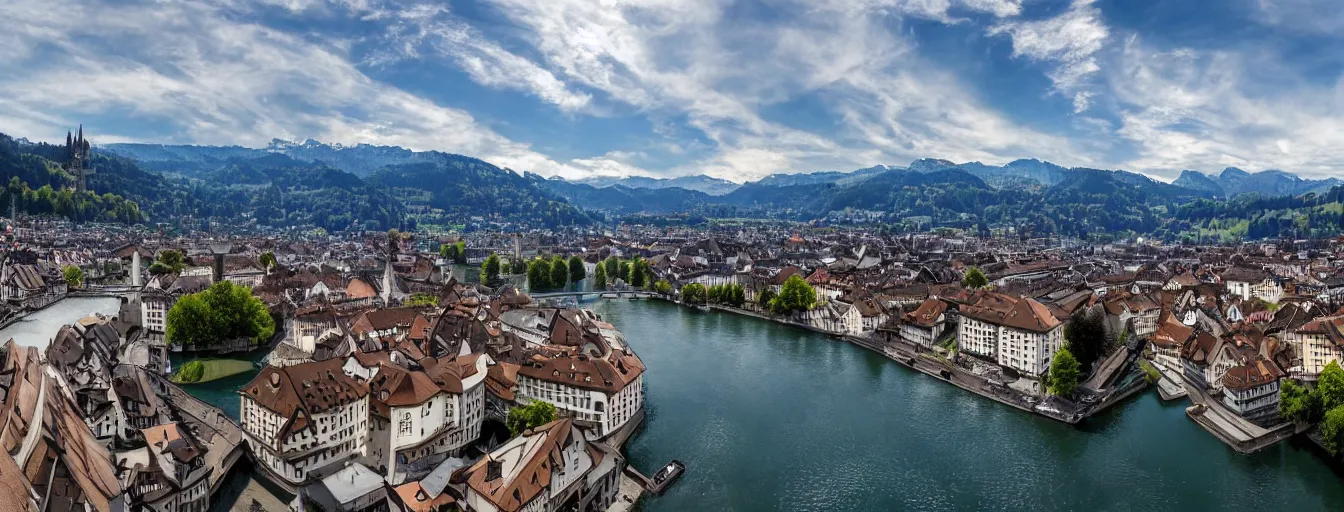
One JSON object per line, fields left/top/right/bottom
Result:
{"left": 959, "top": 292, "right": 1061, "bottom": 333}
{"left": 1151, "top": 317, "right": 1194, "bottom": 349}
{"left": 464, "top": 418, "right": 576, "bottom": 512}
{"left": 902, "top": 298, "right": 947, "bottom": 329}
{"left": 1221, "top": 357, "right": 1284, "bottom": 392}
{"left": 240, "top": 358, "right": 368, "bottom": 437}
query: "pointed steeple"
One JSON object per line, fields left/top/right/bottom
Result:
{"left": 77, "top": 124, "right": 83, "bottom": 146}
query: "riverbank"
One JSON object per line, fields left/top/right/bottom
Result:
{"left": 696, "top": 301, "right": 1101, "bottom": 424}
{"left": 598, "top": 299, "right": 1344, "bottom": 511}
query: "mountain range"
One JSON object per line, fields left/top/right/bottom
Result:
{"left": 2, "top": 131, "right": 1341, "bottom": 240}
{"left": 1173, "top": 167, "right": 1341, "bottom": 198}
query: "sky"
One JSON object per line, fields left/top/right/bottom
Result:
{"left": 2, "top": 0, "right": 1343, "bottom": 183}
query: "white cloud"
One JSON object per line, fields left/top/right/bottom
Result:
{"left": 0, "top": 0, "right": 604, "bottom": 179}
{"left": 1109, "top": 36, "right": 1344, "bottom": 179}
{"left": 989, "top": 0, "right": 1109, "bottom": 112}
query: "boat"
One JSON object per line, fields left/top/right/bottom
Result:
{"left": 647, "top": 460, "right": 686, "bottom": 495}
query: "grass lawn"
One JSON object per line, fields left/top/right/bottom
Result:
{"left": 173, "top": 358, "right": 254, "bottom": 384}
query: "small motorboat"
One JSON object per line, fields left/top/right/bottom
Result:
{"left": 648, "top": 460, "right": 686, "bottom": 495}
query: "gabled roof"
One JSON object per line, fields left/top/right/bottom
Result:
{"left": 463, "top": 418, "right": 578, "bottom": 512}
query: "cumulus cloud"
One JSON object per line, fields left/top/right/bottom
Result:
{"left": 989, "top": 0, "right": 1109, "bottom": 112}
{"left": 1109, "top": 36, "right": 1344, "bottom": 180}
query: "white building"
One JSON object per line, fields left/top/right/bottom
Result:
{"left": 957, "top": 293, "right": 1064, "bottom": 386}
{"left": 461, "top": 418, "right": 623, "bottom": 512}
{"left": 360, "top": 354, "right": 491, "bottom": 484}
{"left": 1285, "top": 316, "right": 1344, "bottom": 381}
{"left": 897, "top": 298, "right": 948, "bottom": 349}
{"left": 239, "top": 358, "right": 370, "bottom": 488}
{"left": 1220, "top": 357, "right": 1284, "bottom": 427}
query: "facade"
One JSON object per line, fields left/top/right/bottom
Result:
{"left": 957, "top": 293, "right": 1064, "bottom": 383}
{"left": 239, "top": 358, "right": 371, "bottom": 487}
{"left": 461, "top": 418, "right": 623, "bottom": 512}
{"left": 1287, "top": 316, "right": 1344, "bottom": 381}
{"left": 362, "top": 354, "right": 491, "bottom": 484}
{"left": 1220, "top": 358, "right": 1284, "bottom": 427}
{"left": 898, "top": 298, "right": 947, "bottom": 349}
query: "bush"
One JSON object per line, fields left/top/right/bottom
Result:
{"left": 174, "top": 360, "right": 205, "bottom": 383}
{"left": 1048, "top": 348, "right": 1080, "bottom": 397}
{"left": 507, "top": 400, "right": 557, "bottom": 436}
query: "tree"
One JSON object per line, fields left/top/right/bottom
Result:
{"left": 568, "top": 256, "right": 586, "bottom": 283}
{"left": 527, "top": 258, "right": 551, "bottom": 291}
{"left": 681, "top": 282, "right": 707, "bottom": 304}
{"left": 1048, "top": 348, "right": 1081, "bottom": 397}
{"left": 1322, "top": 405, "right": 1344, "bottom": 456}
{"left": 758, "top": 288, "right": 777, "bottom": 309}
{"left": 174, "top": 360, "right": 206, "bottom": 384}
{"left": 1319, "top": 361, "right": 1344, "bottom": 411}
{"left": 550, "top": 255, "right": 569, "bottom": 289}
{"left": 452, "top": 241, "right": 467, "bottom": 264}
{"left": 604, "top": 256, "right": 619, "bottom": 281}
{"left": 440, "top": 242, "right": 458, "bottom": 261}
{"left": 157, "top": 250, "right": 186, "bottom": 273}
{"left": 506, "top": 400, "right": 557, "bottom": 436}
{"left": 629, "top": 257, "right": 647, "bottom": 288}
{"left": 770, "top": 275, "right": 817, "bottom": 315}
{"left": 1064, "top": 308, "right": 1113, "bottom": 375}
{"left": 1280, "top": 379, "right": 1323, "bottom": 424}
{"left": 707, "top": 284, "right": 723, "bottom": 303}
{"left": 617, "top": 261, "right": 632, "bottom": 283}
{"left": 148, "top": 262, "right": 171, "bottom": 275}
{"left": 166, "top": 281, "right": 275, "bottom": 348}
{"left": 962, "top": 266, "right": 989, "bottom": 289}
{"left": 654, "top": 280, "right": 671, "bottom": 295}
{"left": 480, "top": 253, "right": 502, "bottom": 286}
{"left": 62, "top": 265, "right": 84, "bottom": 288}
{"left": 406, "top": 293, "right": 438, "bottom": 307}
{"left": 258, "top": 251, "right": 277, "bottom": 271}
{"left": 593, "top": 264, "right": 608, "bottom": 290}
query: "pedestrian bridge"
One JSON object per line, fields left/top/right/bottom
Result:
{"left": 529, "top": 291, "right": 661, "bottom": 300}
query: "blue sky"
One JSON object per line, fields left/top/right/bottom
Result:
{"left": 2, "top": 0, "right": 1343, "bottom": 182}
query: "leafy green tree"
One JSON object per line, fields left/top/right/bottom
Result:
{"left": 618, "top": 261, "right": 632, "bottom": 283}
{"left": 148, "top": 262, "right": 171, "bottom": 275}
{"left": 1280, "top": 379, "right": 1323, "bottom": 424}
{"left": 157, "top": 250, "right": 186, "bottom": 273}
{"left": 630, "top": 257, "right": 647, "bottom": 288}
{"left": 1049, "top": 348, "right": 1081, "bottom": 397}
{"left": 62, "top": 265, "right": 84, "bottom": 288}
{"left": 166, "top": 281, "right": 275, "bottom": 348}
{"left": 707, "top": 284, "right": 723, "bottom": 303}
{"left": 653, "top": 280, "right": 671, "bottom": 294}
{"left": 258, "top": 251, "right": 277, "bottom": 271}
{"left": 604, "top": 256, "right": 619, "bottom": 281}
{"left": 1320, "top": 361, "right": 1344, "bottom": 411}
{"left": 507, "top": 400, "right": 557, "bottom": 436}
{"left": 406, "top": 293, "right": 438, "bottom": 307}
{"left": 593, "top": 264, "right": 608, "bottom": 290}
{"left": 440, "top": 242, "right": 457, "bottom": 261}
{"left": 550, "top": 255, "right": 569, "bottom": 289}
{"left": 452, "top": 241, "right": 467, "bottom": 264}
{"left": 962, "top": 266, "right": 989, "bottom": 289}
{"left": 568, "top": 256, "right": 586, "bottom": 283}
{"left": 1323, "top": 405, "right": 1344, "bottom": 456}
{"left": 681, "top": 282, "right": 707, "bottom": 304}
{"left": 770, "top": 275, "right": 817, "bottom": 315}
{"left": 758, "top": 288, "right": 777, "bottom": 309}
{"left": 480, "top": 253, "right": 502, "bottom": 286}
{"left": 527, "top": 258, "right": 551, "bottom": 291}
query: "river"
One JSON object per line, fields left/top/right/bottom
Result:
{"left": 0, "top": 297, "right": 121, "bottom": 348}
{"left": 591, "top": 299, "right": 1344, "bottom": 512}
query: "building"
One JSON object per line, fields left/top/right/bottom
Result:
{"left": 362, "top": 354, "right": 491, "bottom": 484}
{"left": 118, "top": 423, "right": 212, "bottom": 512}
{"left": 1149, "top": 316, "right": 1193, "bottom": 373}
{"left": 1220, "top": 267, "right": 1282, "bottom": 304}
{"left": 303, "top": 463, "right": 392, "bottom": 512}
{"left": 460, "top": 418, "right": 623, "bottom": 512}
{"left": 1285, "top": 316, "right": 1344, "bottom": 382}
{"left": 957, "top": 293, "right": 1064, "bottom": 385}
{"left": 1102, "top": 293, "right": 1161, "bottom": 339}
{"left": 239, "top": 358, "right": 371, "bottom": 488}
{"left": 1220, "top": 357, "right": 1284, "bottom": 427}
{"left": 898, "top": 298, "right": 948, "bottom": 349}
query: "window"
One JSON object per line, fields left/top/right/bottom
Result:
{"left": 400, "top": 412, "right": 412, "bottom": 435}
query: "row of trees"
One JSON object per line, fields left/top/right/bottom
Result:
{"left": 593, "top": 256, "right": 653, "bottom": 290}
{"left": 708, "top": 283, "right": 747, "bottom": 308}
{"left": 1281, "top": 362, "right": 1344, "bottom": 455}
{"left": 526, "top": 255, "right": 588, "bottom": 292}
